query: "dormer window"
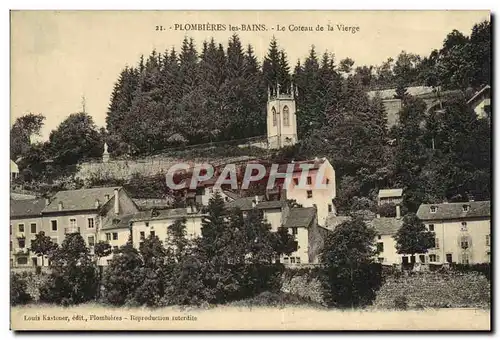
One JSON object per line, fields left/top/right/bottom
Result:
{"left": 430, "top": 206, "right": 437, "bottom": 213}
{"left": 462, "top": 204, "right": 470, "bottom": 212}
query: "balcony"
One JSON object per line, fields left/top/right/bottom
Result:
{"left": 64, "top": 227, "right": 81, "bottom": 234}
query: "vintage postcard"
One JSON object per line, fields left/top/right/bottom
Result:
{"left": 10, "top": 10, "right": 491, "bottom": 331}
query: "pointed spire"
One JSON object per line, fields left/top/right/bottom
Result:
{"left": 277, "top": 81, "right": 280, "bottom": 97}
{"left": 290, "top": 82, "right": 294, "bottom": 98}
{"left": 268, "top": 85, "right": 271, "bottom": 100}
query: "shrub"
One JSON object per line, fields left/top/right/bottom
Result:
{"left": 394, "top": 295, "right": 408, "bottom": 310}
{"left": 11, "top": 273, "right": 32, "bottom": 306}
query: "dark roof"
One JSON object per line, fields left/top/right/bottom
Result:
{"left": 378, "top": 188, "right": 403, "bottom": 199}
{"left": 284, "top": 207, "right": 316, "bottom": 228}
{"left": 325, "top": 215, "right": 351, "bottom": 230}
{"left": 130, "top": 208, "right": 205, "bottom": 223}
{"left": 417, "top": 201, "right": 491, "bottom": 221}
{"left": 101, "top": 213, "right": 135, "bottom": 230}
{"left": 132, "top": 198, "right": 172, "bottom": 210}
{"left": 42, "top": 187, "right": 120, "bottom": 213}
{"left": 225, "top": 196, "right": 283, "bottom": 211}
{"left": 222, "top": 190, "right": 240, "bottom": 200}
{"left": 368, "top": 217, "right": 403, "bottom": 236}
{"left": 11, "top": 199, "right": 46, "bottom": 218}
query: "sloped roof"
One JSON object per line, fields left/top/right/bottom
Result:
{"left": 467, "top": 85, "right": 491, "bottom": 104}
{"left": 225, "top": 196, "right": 266, "bottom": 211}
{"left": 11, "top": 198, "right": 46, "bottom": 218}
{"left": 11, "top": 192, "right": 36, "bottom": 200}
{"left": 101, "top": 213, "right": 136, "bottom": 230}
{"left": 222, "top": 190, "right": 241, "bottom": 201}
{"left": 324, "top": 215, "right": 351, "bottom": 230}
{"left": 10, "top": 160, "right": 19, "bottom": 173}
{"left": 42, "top": 187, "right": 120, "bottom": 213}
{"left": 368, "top": 217, "right": 403, "bottom": 236}
{"left": 284, "top": 207, "right": 316, "bottom": 228}
{"left": 378, "top": 188, "right": 403, "bottom": 199}
{"left": 130, "top": 208, "right": 205, "bottom": 223}
{"left": 132, "top": 198, "right": 172, "bottom": 210}
{"left": 417, "top": 201, "right": 491, "bottom": 221}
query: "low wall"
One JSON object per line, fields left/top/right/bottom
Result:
{"left": 280, "top": 268, "right": 324, "bottom": 305}
{"left": 373, "top": 271, "right": 491, "bottom": 309}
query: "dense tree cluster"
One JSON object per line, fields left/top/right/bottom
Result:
{"left": 102, "top": 192, "right": 297, "bottom": 306}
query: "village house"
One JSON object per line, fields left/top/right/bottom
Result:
{"left": 129, "top": 206, "right": 206, "bottom": 252}
{"left": 10, "top": 160, "right": 19, "bottom": 181}
{"left": 10, "top": 198, "right": 45, "bottom": 268}
{"left": 9, "top": 187, "right": 140, "bottom": 269}
{"left": 226, "top": 196, "right": 328, "bottom": 265}
{"left": 41, "top": 187, "right": 139, "bottom": 257}
{"left": 417, "top": 201, "right": 491, "bottom": 265}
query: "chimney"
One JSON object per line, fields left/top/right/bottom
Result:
{"left": 58, "top": 201, "right": 63, "bottom": 211}
{"left": 105, "top": 194, "right": 110, "bottom": 201}
{"left": 95, "top": 199, "right": 100, "bottom": 209}
{"left": 114, "top": 189, "right": 119, "bottom": 214}
{"left": 45, "top": 197, "right": 50, "bottom": 206}
{"left": 376, "top": 213, "right": 381, "bottom": 218}
{"left": 255, "top": 195, "right": 259, "bottom": 205}
{"left": 396, "top": 204, "right": 401, "bottom": 219}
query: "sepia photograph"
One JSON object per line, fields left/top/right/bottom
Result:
{"left": 9, "top": 10, "right": 491, "bottom": 331}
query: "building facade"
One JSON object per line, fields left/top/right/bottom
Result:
{"left": 417, "top": 201, "right": 491, "bottom": 265}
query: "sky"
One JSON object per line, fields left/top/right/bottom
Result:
{"left": 10, "top": 10, "right": 490, "bottom": 141}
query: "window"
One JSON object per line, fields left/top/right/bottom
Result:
{"left": 112, "top": 233, "right": 118, "bottom": 240}
{"left": 18, "top": 239, "right": 25, "bottom": 248}
{"left": 283, "top": 106, "right": 290, "bottom": 126}
{"left": 461, "top": 253, "right": 469, "bottom": 265}
{"left": 140, "top": 231, "right": 145, "bottom": 240}
{"left": 378, "top": 257, "right": 385, "bottom": 263}
{"left": 290, "top": 257, "right": 296, "bottom": 264}
{"left": 430, "top": 206, "right": 437, "bottom": 213}
{"left": 290, "top": 227, "right": 298, "bottom": 235}
{"left": 69, "top": 218, "right": 77, "bottom": 228}
{"left": 328, "top": 204, "right": 333, "bottom": 213}
{"left": 378, "top": 235, "right": 382, "bottom": 240}
{"left": 434, "top": 238, "right": 439, "bottom": 249}
{"left": 446, "top": 253, "right": 453, "bottom": 263}
{"left": 107, "top": 260, "right": 112, "bottom": 265}
{"left": 145, "top": 222, "right": 149, "bottom": 227}
{"left": 18, "top": 224, "right": 25, "bottom": 233}
{"left": 51, "top": 220, "right": 58, "bottom": 231}
{"left": 307, "top": 176, "right": 312, "bottom": 185}
{"left": 88, "top": 236, "right": 95, "bottom": 247}
{"left": 429, "top": 254, "right": 437, "bottom": 262}
{"left": 460, "top": 237, "right": 469, "bottom": 249}
{"left": 88, "top": 218, "right": 95, "bottom": 229}
{"left": 17, "top": 257, "right": 28, "bottom": 265}
{"left": 419, "top": 255, "right": 425, "bottom": 263}
{"left": 428, "top": 224, "right": 434, "bottom": 232}
{"left": 293, "top": 178, "right": 299, "bottom": 185}
{"left": 272, "top": 107, "right": 277, "bottom": 126}
{"left": 307, "top": 190, "right": 313, "bottom": 198}
{"left": 296, "top": 257, "right": 301, "bottom": 264}
{"left": 150, "top": 231, "right": 156, "bottom": 237}
{"left": 10, "top": 241, "right": 12, "bottom": 251}
{"left": 106, "top": 233, "right": 111, "bottom": 241}
{"left": 283, "top": 257, "right": 289, "bottom": 264}
{"left": 30, "top": 223, "right": 37, "bottom": 234}
{"left": 377, "top": 242, "right": 384, "bottom": 253}
{"left": 462, "top": 204, "right": 470, "bottom": 212}
{"left": 461, "top": 222, "right": 467, "bottom": 231}
{"left": 294, "top": 241, "right": 299, "bottom": 250}
{"left": 10, "top": 225, "right": 12, "bottom": 235}
{"left": 326, "top": 178, "right": 330, "bottom": 185}
{"left": 486, "top": 235, "right": 490, "bottom": 246}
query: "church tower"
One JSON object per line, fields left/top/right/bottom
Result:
{"left": 267, "top": 82, "right": 298, "bottom": 149}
